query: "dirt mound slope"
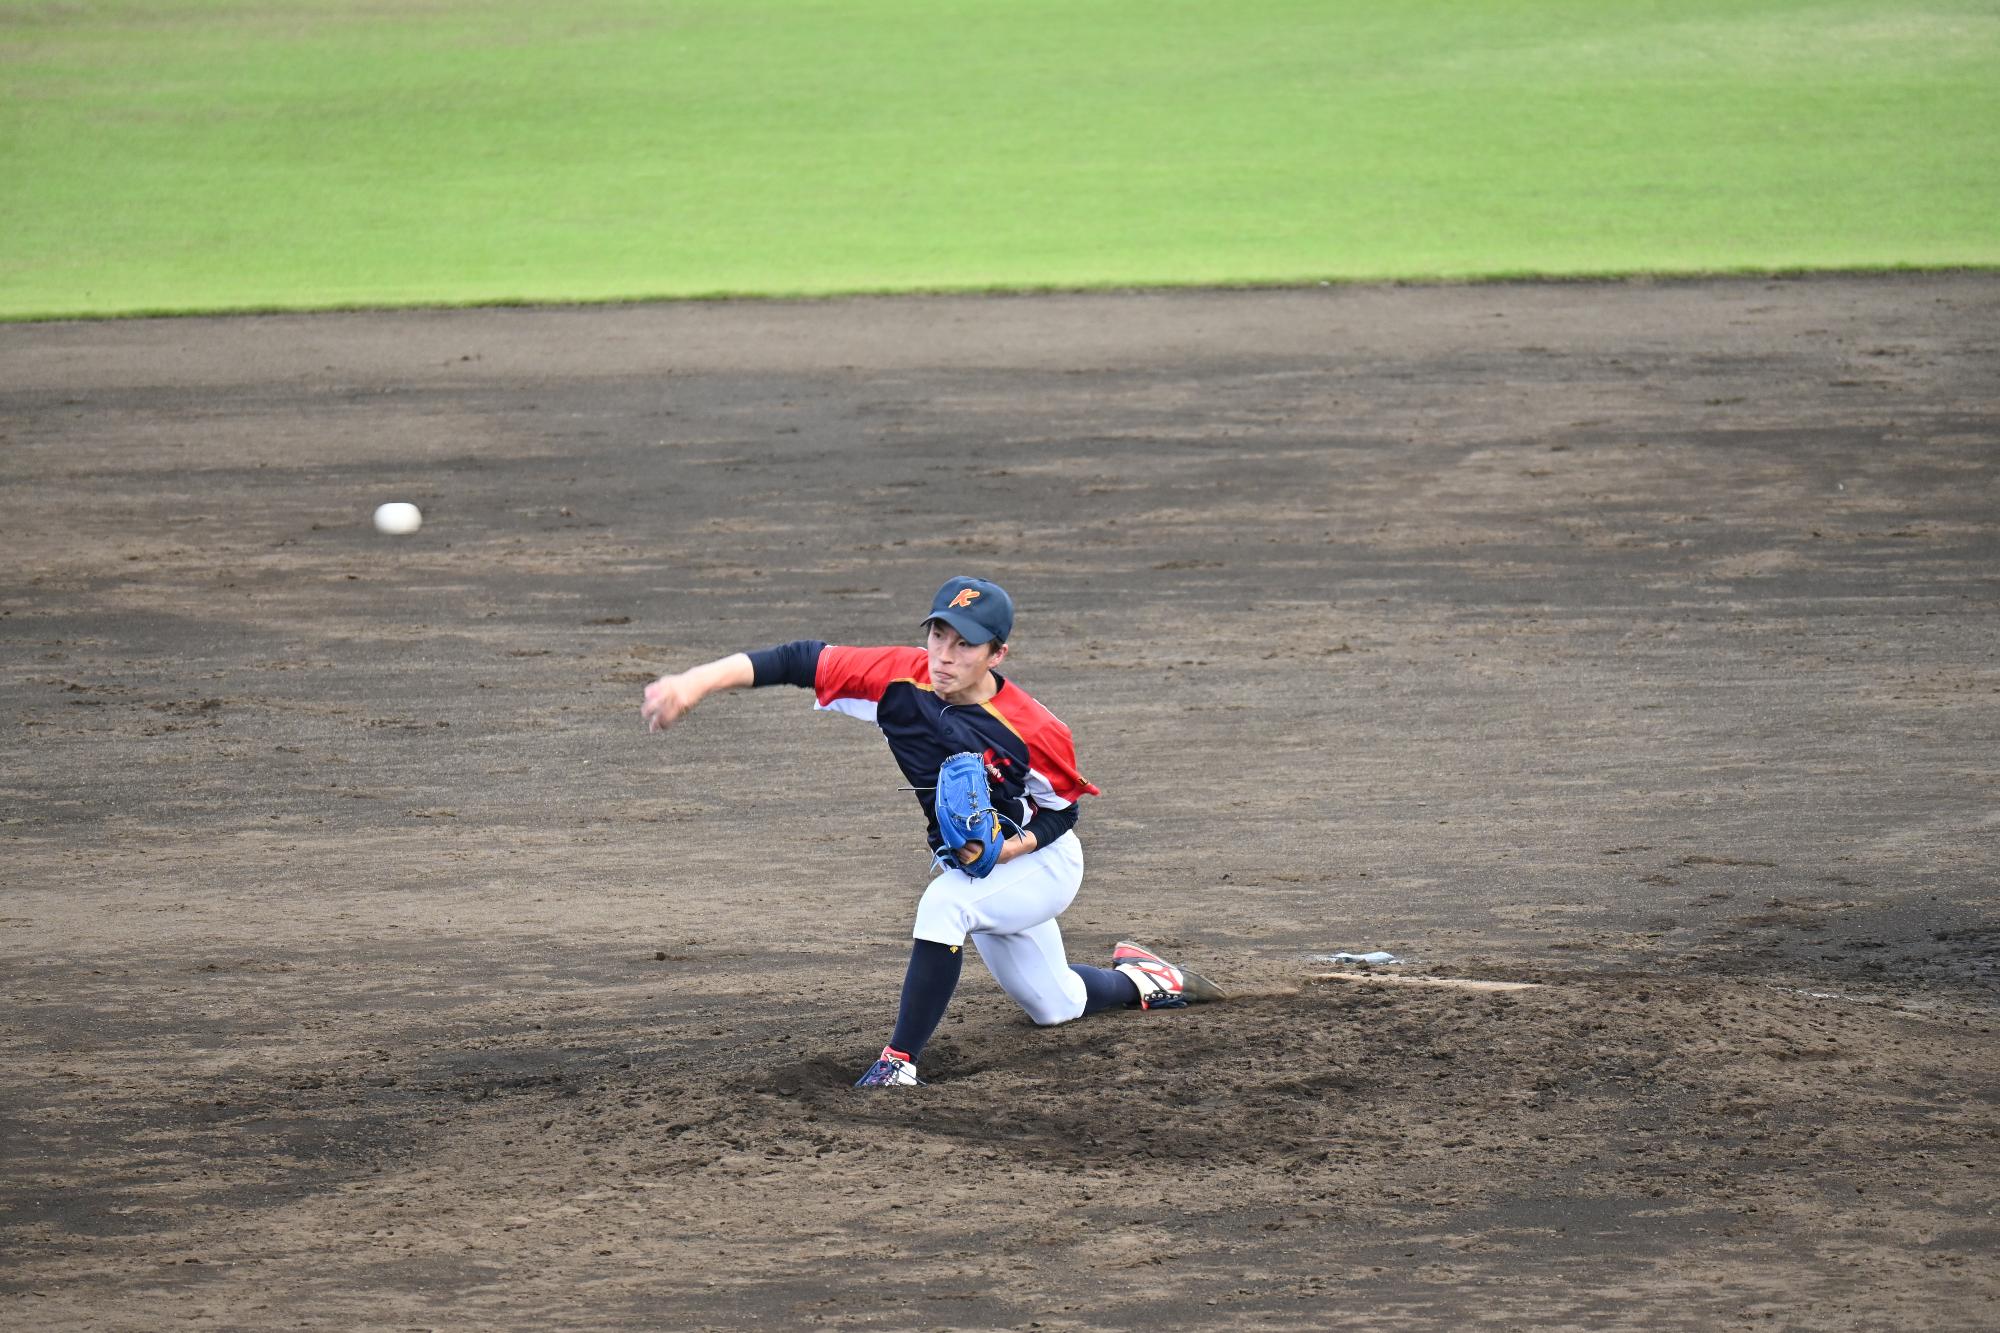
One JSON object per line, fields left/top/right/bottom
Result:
{"left": 4, "top": 275, "right": 1997, "bottom": 1327}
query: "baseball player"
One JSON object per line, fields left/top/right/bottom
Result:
{"left": 640, "top": 575, "right": 1223, "bottom": 1087}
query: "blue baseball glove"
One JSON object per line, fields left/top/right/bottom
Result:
{"left": 934, "top": 751, "right": 1006, "bottom": 878}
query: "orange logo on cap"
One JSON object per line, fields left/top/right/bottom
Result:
{"left": 947, "top": 588, "right": 982, "bottom": 608}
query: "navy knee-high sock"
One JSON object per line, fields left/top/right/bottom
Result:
{"left": 1071, "top": 963, "right": 1141, "bottom": 1016}
{"left": 888, "top": 940, "right": 964, "bottom": 1062}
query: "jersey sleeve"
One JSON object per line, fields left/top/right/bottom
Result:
{"left": 813, "top": 644, "right": 928, "bottom": 722}
{"left": 988, "top": 687, "right": 1100, "bottom": 807}
{"left": 746, "top": 640, "right": 826, "bottom": 689}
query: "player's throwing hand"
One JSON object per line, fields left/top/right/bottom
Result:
{"left": 641, "top": 673, "right": 698, "bottom": 732}
{"left": 640, "top": 653, "right": 755, "bottom": 733}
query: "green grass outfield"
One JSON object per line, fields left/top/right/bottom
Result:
{"left": 4, "top": 0, "right": 1997, "bottom": 319}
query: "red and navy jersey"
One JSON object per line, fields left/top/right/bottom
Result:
{"left": 748, "top": 640, "right": 1097, "bottom": 853}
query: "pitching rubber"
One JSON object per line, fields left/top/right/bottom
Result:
{"left": 1311, "top": 972, "right": 1542, "bottom": 992}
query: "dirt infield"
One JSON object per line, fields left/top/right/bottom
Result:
{"left": 4, "top": 276, "right": 1997, "bottom": 1329}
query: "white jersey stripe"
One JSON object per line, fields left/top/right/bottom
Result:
{"left": 816, "top": 697, "right": 879, "bottom": 723}
{"left": 1023, "top": 766, "right": 1073, "bottom": 811}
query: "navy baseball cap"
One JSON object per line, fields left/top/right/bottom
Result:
{"left": 923, "top": 576, "right": 1013, "bottom": 645}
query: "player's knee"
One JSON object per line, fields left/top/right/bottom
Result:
{"left": 1021, "top": 992, "right": 1086, "bottom": 1026}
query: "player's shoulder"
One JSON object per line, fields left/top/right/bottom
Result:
{"left": 988, "top": 676, "right": 1075, "bottom": 739}
{"left": 987, "top": 676, "right": 1098, "bottom": 798}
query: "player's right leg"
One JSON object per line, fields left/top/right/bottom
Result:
{"left": 972, "top": 929, "right": 1224, "bottom": 1018}
{"left": 1106, "top": 940, "right": 1227, "bottom": 1009}
{"left": 967, "top": 916, "right": 1089, "bottom": 1024}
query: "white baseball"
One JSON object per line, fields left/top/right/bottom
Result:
{"left": 373, "top": 502, "right": 423, "bottom": 536}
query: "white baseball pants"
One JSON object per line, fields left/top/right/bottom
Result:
{"left": 911, "top": 832, "right": 1087, "bottom": 1026}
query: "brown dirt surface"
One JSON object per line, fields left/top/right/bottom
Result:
{"left": 3, "top": 275, "right": 1998, "bottom": 1330}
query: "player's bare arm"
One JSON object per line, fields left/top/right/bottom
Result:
{"left": 641, "top": 652, "right": 753, "bottom": 732}
{"left": 956, "top": 827, "right": 1038, "bottom": 868}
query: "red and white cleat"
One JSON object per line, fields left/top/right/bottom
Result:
{"left": 853, "top": 1045, "right": 924, "bottom": 1088}
{"left": 1111, "top": 940, "right": 1226, "bottom": 1010}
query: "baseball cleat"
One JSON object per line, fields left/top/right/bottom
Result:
{"left": 853, "top": 1046, "right": 924, "bottom": 1088}
{"left": 1112, "top": 940, "right": 1226, "bottom": 1010}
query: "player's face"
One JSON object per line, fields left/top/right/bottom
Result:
{"left": 926, "top": 620, "right": 1004, "bottom": 697}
